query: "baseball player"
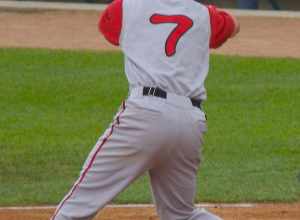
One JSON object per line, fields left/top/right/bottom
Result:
{"left": 51, "top": 0, "right": 239, "bottom": 220}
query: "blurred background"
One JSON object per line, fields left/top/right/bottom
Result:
{"left": 9, "top": 0, "right": 300, "bottom": 11}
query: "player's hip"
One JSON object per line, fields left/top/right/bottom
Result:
{"left": 127, "top": 86, "right": 206, "bottom": 118}
{"left": 123, "top": 86, "right": 207, "bottom": 136}
{"left": 122, "top": 88, "right": 206, "bottom": 166}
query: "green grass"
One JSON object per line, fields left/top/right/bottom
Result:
{"left": 0, "top": 48, "right": 299, "bottom": 206}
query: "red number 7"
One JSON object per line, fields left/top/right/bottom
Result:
{"left": 150, "top": 14, "right": 193, "bottom": 57}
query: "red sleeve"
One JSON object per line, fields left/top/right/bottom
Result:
{"left": 98, "top": 0, "right": 123, "bottom": 46}
{"left": 207, "top": 5, "right": 235, "bottom": 49}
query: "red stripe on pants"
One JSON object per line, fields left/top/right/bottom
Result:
{"left": 51, "top": 102, "right": 126, "bottom": 220}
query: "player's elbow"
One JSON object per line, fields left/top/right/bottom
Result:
{"left": 230, "top": 16, "right": 240, "bottom": 38}
{"left": 209, "top": 36, "right": 227, "bottom": 49}
{"left": 209, "top": 40, "right": 220, "bottom": 49}
{"left": 98, "top": 13, "right": 120, "bottom": 46}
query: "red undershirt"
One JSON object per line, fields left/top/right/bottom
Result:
{"left": 99, "top": 0, "right": 235, "bottom": 49}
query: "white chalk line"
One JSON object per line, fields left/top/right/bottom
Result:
{"left": 0, "top": 203, "right": 255, "bottom": 211}
{"left": 0, "top": 0, "right": 107, "bottom": 11}
{"left": 227, "top": 9, "right": 300, "bottom": 18}
{"left": 1, "top": 0, "right": 300, "bottom": 18}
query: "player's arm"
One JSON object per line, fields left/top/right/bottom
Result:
{"left": 98, "top": 0, "right": 123, "bottom": 46}
{"left": 207, "top": 5, "right": 240, "bottom": 49}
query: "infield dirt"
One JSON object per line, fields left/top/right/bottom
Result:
{"left": 1, "top": 204, "right": 300, "bottom": 220}
{"left": 0, "top": 10, "right": 300, "bottom": 58}
{"left": 0, "top": 8, "right": 299, "bottom": 220}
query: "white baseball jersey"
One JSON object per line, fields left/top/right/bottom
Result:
{"left": 120, "top": 0, "right": 210, "bottom": 100}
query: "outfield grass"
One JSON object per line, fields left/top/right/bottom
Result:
{"left": 0, "top": 48, "right": 299, "bottom": 206}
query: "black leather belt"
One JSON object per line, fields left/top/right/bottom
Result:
{"left": 143, "top": 87, "right": 202, "bottom": 109}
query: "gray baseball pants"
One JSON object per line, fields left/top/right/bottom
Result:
{"left": 51, "top": 87, "right": 222, "bottom": 220}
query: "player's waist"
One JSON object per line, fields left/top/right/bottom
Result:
{"left": 129, "top": 86, "right": 203, "bottom": 110}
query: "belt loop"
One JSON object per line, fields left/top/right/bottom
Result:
{"left": 153, "top": 87, "right": 157, "bottom": 96}
{"left": 148, "top": 87, "right": 152, "bottom": 96}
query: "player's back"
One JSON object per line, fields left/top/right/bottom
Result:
{"left": 121, "top": 0, "right": 211, "bottom": 100}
